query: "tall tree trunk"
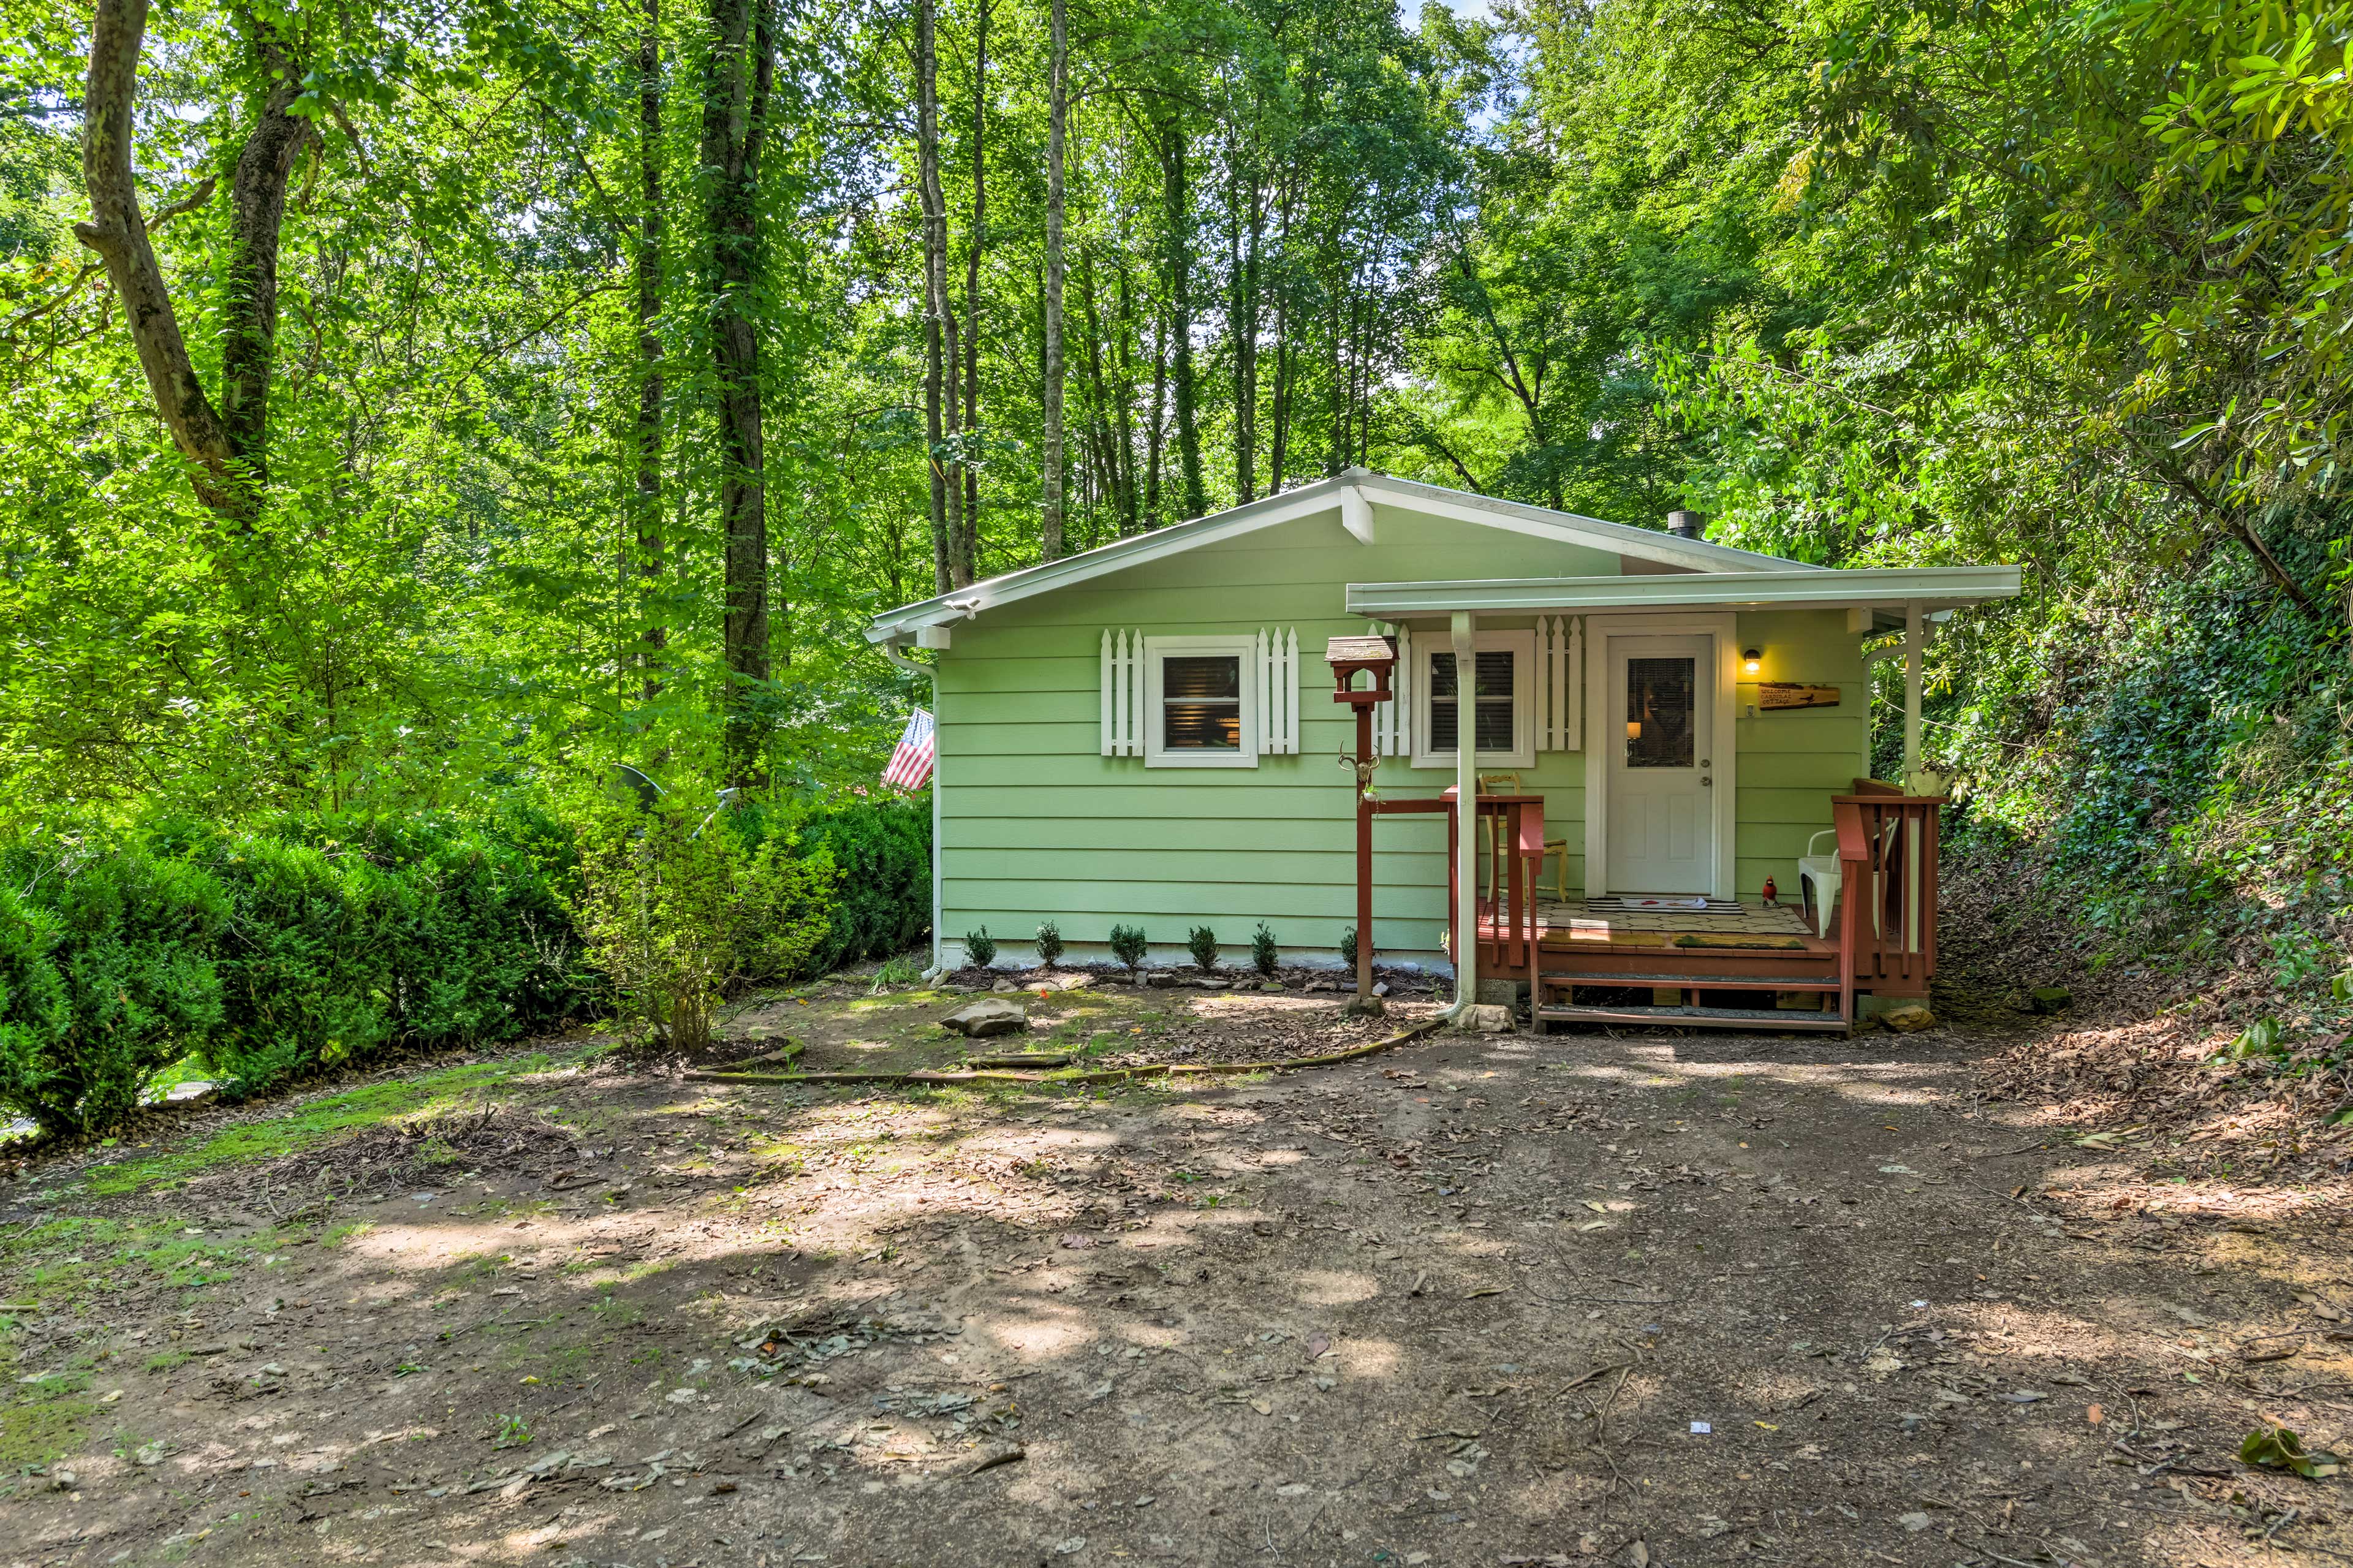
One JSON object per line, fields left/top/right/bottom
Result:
{"left": 77, "top": 0, "right": 311, "bottom": 523}
{"left": 1265, "top": 173, "right": 1297, "bottom": 493}
{"left": 1268, "top": 325, "right": 1290, "bottom": 491}
{"left": 1039, "top": 0, "right": 1067, "bottom": 560}
{"left": 1079, "top": 251, "right": 1124, "bottom": 532}
{"left": 917, "top": 0, "right": 953, "bottom": 592}
{"left": 1232, "top": 160, "right": 1262, "bottom": 505}
{"left": 1159, "top": 117, "right": 1204, "bottom": 519}
{"left": 635, "top": 0, "right": 666, "bottom": 702}
{"left": 702, "top": 0, "right": 775, "bottom": 785}
{"left": 957, "top": 0, "right": 990, "bottom": 579}
{"left": 1145, "top": 300, "right": 1166, "bottom": 531}
{"left": 1111, "top": 254, "right": 1141, "bottom": 534}
{"left": 1327, "top": 260, "right": 1346, "bottom": 474}
{"left": 219, "top": 7, "right": 309, "bottom": 482}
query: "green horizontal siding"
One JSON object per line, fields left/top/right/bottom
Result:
{"left": 945, "top": 880, "right": 1450, "bottom": 926}
{"left": 1728, "top": 610, "right": 1869, "bottom": 900}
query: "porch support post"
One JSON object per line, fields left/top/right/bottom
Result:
{"left": 1452, "top": 610, "right": 1478, "bottom": 1010}
{"left": 1902, "top": 598, "right": 1923, "bottom": 786}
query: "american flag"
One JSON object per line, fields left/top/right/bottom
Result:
{"left": 881, "top": 708, "right": 935, "bottom": 790}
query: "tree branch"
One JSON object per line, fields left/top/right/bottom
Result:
{"left": 74, "top": 0, "right": 245, "bottom": 520}
{"left": 6, "top": 175, "right": 211, "bottom": 341}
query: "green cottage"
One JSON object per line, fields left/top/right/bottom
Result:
{"left": 867, "top": 472, "right": 2020, "bottom": 1031}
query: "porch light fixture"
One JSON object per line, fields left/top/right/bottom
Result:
{"left": 1741, "top": 646, "right": 1763, "bottom": 676}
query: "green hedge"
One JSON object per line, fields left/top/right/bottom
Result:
{"left": 0, "top": 796, "right": 930, "bottom": 1137}
{"left": 0, "top": 815, "right": 595, "bottom": 1131}
{"left": 792, "top": 796, "right": 932, "bottom": 971}
{"left": 0, "top": 849, "right": 229, "bottom": 1135}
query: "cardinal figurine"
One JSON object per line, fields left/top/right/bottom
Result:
{"left": 1761, "top": 876, "right": 1779, "bottom": 907}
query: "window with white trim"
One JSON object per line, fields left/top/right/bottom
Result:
{"left": 1411, "top": 629, "right": 1535, "bottom": 768}
{"left": 1144, "top": 635, "right": 1260, "bottom": 767}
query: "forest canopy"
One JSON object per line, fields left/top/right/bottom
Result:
{"left": 2, "top": 0, "right": 2349, "bottom": 946}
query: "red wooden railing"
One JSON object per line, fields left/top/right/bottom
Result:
{"left": 1423, "top": 791, "right": 1542, "bottom": 979}
{"left": 1833, "top": 779, "right": 1941, "bottom": 1017}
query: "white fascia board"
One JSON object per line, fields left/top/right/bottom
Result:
{"left": 1347, "top": 565, "right": 2023, "bottom": 618}
{"left": 863, "top": 469, "right": 1830, "bottom": 642}
{"left": 864, "top": 480, "right": 1347, "bottom": 641}
{"left": 1355, "top": 475, "right": 1810, "bottom": 574}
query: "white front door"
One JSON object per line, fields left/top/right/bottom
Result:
{"left": 1605, "top": 634, "right": 1715, "bottom": 895}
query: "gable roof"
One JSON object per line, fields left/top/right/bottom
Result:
{"left": 865, "top": 469, "right": 1811, "bottom": 643}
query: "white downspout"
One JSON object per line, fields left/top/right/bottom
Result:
{"left": 1446, "top": 610, "right": 1479, "bottom": 1020}
{"left": 881, "top": 636, "right": 945, "bottom": 973}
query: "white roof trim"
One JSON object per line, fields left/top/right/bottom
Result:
{"left": 1354, "top": 474, "right": 1802, "bottom": 574}
{"left": 1346, "top": 566, "right": 2023, "bottom": 618}
{"left": 864, "top": 470, "right": 1817, "bottom": 642}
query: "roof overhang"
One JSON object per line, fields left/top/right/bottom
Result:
{"left": 864, "top": 471, "right": 1813, "bottom": 643}
{"left": 1345, "top": 565, "right": 2022, "bottom": 621}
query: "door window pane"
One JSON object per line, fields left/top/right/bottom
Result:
{"left": 1162, "top": 655, "right": 1241, "bottom": 749}
{"left": 1624, "top": 656, "right": 1695, "bottom": 768}
{"left": 1429, "top": 650, "right": 1516, "bottom": 753}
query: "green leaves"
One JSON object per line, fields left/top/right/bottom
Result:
{"left": 2226, "top": 1016, "right": 2286, "bottom": 1060}
{"left": 2240, "top": 1423, "right": 2343, "bottom": 1479}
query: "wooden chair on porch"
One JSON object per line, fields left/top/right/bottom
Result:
{"left": 1477, "top": 773, "right": 1572, "bottom": 901}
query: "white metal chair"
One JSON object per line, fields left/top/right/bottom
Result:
{"left": 1802, "top": 814, "right": 1911, "bottom": 940}
{"left": 1798, "top": 830, "right": 1843, "bottom": 939}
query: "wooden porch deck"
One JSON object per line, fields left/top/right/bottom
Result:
{"left": 1453, "top": 781, "right": 1941, "bottom": 1034}
{"left": 1478, "top": 901, "right": 1853, "bottom": 1031}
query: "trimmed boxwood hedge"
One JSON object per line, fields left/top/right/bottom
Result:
{"left": 0, "top": 796, "right": 930, "bottom": 1135}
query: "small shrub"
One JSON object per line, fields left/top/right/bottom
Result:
{"left": 572, "top": 790, "right": 835, "bottom": 1051}
{"left": 1251, "top": 923, "right": 1279, "bottom": 976}
{"left": 1340, "top": 925, "right": 1371, "bottom": 969}
{"left": 1187, "top": 925, "right": 1220, "bottom": 972}
{"left": 1108, "top": 923, "right": 1148, "bottom": 973}
{"left": 1034, "top": 920, "right": 1064, "bottom": 969}
{"left": 871, "top": 954, "right": 924, "bottom": 991}
{"left": 964, "top": 926, "right": 997, "bottom": 968}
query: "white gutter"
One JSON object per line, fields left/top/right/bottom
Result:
{"left": 1347, "top": 565, "right": 2021, "bottom": 618}
{"left": 879, "top": 637, "right": 945, "bottom": 973}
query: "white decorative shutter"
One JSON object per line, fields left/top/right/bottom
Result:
{"left": 1390, "top": 624, "right": 1414, "bottom": 758}
{"left": 1536, "top": 615, "right": 1582, "bottom": 751}
{"left": 1254, "top": 629, "right": 1271, "bottom": 752}
{"left": 1362, "top": 622, "right": 1412, "bottom": 759}
{"left": 1255, "top": 627, "right": 1299, "bottom": 754}
{"left": 1100, "top": 629, "right": 1145, "bottom": 757}
{"left": 1099, "top": 630, "right": 1114, "bottom": 756}
{"left": 1281, "top": 628, "right": 1298, "bottom": 754}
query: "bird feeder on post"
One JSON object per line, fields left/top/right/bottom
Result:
{"left": 1325, "top": 634, "right": 1399, "bottom": 1013}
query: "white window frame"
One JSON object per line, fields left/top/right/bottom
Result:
{"left": 1412, "top": 627, "right": 1536, "bottom": 770}
{"left": 1144, "top": 635, "right": 1260, "bottom": 768}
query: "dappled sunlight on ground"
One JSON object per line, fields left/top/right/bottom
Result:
{"left": 7, "top": 985, "right": 2353, "bottom": 1566}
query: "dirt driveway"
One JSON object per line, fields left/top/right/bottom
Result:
{"left": 4, "top": 988, "right": 2351, "bottom": 1567}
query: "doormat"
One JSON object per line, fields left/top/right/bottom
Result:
{"left": 1584, "top": 895, "right": 1746, "bottom": 915}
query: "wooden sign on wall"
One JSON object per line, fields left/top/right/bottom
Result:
{"left": 1758, "top": 682, "right": 1841, "bottom": 711}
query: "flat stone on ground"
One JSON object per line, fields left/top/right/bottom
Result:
{"left": 941, "top": 998, "right": 1029, "bottom": 1037}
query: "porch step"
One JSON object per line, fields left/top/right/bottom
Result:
{"left": 1540, "top": 971, "right": 1839, "bottom": 994}
{"left": 1536, "top": 1002, "right": 1851, "bottom": 1034}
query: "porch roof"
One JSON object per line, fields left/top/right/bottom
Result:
{"left": 1344, "top": 564, "right": 2021, "bottom": 624}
